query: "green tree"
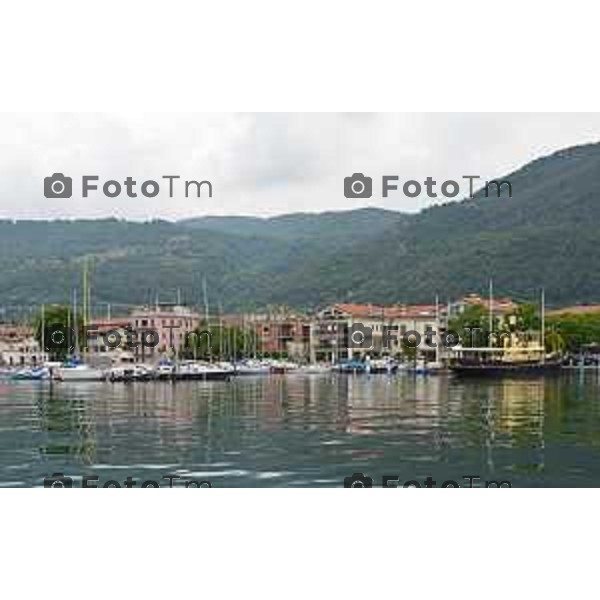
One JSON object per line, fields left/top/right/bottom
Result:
{"left": 448, "top": 304, "right": 491, "bottom": 348}
{"left": 512, "top": 303, "right": 540, "bottom": 332}
{"left": 547, "top": 314, "right": 600, "bottom": 352}
{"left": 545, "top": 328, "right": 565, "bottom": 354}
{"left": 33, "top": 304, "right": 83, "bottom": 361}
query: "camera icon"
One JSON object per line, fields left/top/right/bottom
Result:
{"left": 344, "top": 173, "right": 372, "bottom": 198}
{"left": 44, "top": 323, "right": 76, "bottom": 353}
{"left": 344, "top": 473, "right": 373, "bottom": 487}
{"left": 44, "top": 173, "right": 72, "bottom": 198}
{"left": 348, "top": 323, "right": 373, "bottom": 349}
{"left": 44, "top": 472, "right": 73, "bottom": 488}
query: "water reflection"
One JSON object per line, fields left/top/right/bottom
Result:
{"left": 0, "top": 373, "right": 600, "bottom": 487}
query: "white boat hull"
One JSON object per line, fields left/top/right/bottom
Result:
{"left": 57, "top": 366, "right": 106, "bottom": 381}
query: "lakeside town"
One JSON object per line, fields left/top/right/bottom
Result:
{"left": 1, "top": 288, "right": 599, "bottom": 380}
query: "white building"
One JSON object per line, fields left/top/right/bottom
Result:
{"left": 0, "top": 325, "right": 48, "bottom": 366}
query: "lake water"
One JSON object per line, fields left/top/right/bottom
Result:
{"left": 1, "top": 372, "right": 600, "bottom": 487}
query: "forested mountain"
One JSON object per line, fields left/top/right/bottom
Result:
{"left": 1, "top": 142, "right": 600, "bottom": 316}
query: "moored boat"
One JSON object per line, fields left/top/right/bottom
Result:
{"left": 366, "top": 358, "right": 398, "bottom": 375}
{"left": 156, "top": 359, "right": 176, "bottom": 380}
{"left": 269, "top": 360, "right": 298, "bottom": 374}
{"left": 11, "top": 366, "right": 51, "bottom": 381}
{"left": 449, "top": 345, "right": 562, "bottom": 377}
{"left": 450, "top": 359, "right": 562, "bottom": 377}
{"left": 0, "top": 367, "right": 15, "bottom": 379}
{"left": 234, "top": 359, "right": 271, "bottom": 375}
{"left": 178, "top": 361, "right": 232, "bottom": 381}
{"left": 294, "top": 364, "right": 331, "bottom": 374}
{"left": 108, "top": 366, "right": 136, "bottom": 382}
{"left": 332, "top": 360, "right": 367, "bottom": 374}
{"left": 55, "top": 358, "right": 106, "bottom": 382}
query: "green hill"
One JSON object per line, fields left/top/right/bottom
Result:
{"left": 1, "top": 142, "right": 600, "bottom": 317}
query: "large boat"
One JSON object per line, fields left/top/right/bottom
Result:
{"left": 450, "top": 360, "right": 562, "bottom": 376}
{"left": 449, "top": 346, "right": 562, "bottom": 377}
{"left": 448, "top": 286, "right": 562, "bottom": 377}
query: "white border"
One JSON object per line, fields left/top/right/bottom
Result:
{"left": 2, "top": 0, "right": 599, "bottom": 111}
{"left": 2, "top": 2, "right": 599, "bottom": 597}
{"left": 2, "top": 491, "right": 596, "bottom": 598}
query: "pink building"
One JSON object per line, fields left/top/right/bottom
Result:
{"left": 129, "top": 303, "right": 203, "bottom": 362}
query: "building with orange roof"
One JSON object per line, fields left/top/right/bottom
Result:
{"left": 452, "top": 293, "right": 518, "bottom": 315}
{"left": 313, "top": 302, "right": 441, "bottom": 362}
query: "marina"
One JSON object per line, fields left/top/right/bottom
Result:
{"left": 1, "top": 260, "right": 599, "bottom": 490}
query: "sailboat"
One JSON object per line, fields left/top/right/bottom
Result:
{"left": 55, "top": 263, "right": 106, "bottom": 382}
{"left": 55, "top": 356, "right": 106, "bottom": 382}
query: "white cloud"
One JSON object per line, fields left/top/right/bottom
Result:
{"left": 1, "top": 112, "right": 600, "bottom": 220}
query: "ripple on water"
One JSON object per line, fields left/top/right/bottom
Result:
{"left": 0, "top": 374, "right": 600, "bottom": 486}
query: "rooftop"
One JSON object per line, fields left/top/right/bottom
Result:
{"left": 460, "top": 294, "right": 517, "bottom": 313}
{"left": 330, "top": 303, "right": 437, "bottom": 319}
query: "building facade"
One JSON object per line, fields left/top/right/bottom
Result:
{"left": 224, "top": 310, "right": 311, "bottom": 359}
{"left": 128, "top": 303, "right": 203, "bottom": 362}
{"left": 85, "top": 318, "right": 135, "bottom": 366}
{"left": 312, "top": 303, "right": 441, "bottom": 362}
{"left": 0, "top": 324, "right": 48, "bottom": 366}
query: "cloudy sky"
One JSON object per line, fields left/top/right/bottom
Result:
{"left": 2, "top": 112, "right": 600, "bottom": 220}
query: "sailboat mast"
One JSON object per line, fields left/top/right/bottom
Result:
{"left": 435, "top": 294, "right": 440, "bottom": 364}
{"left": 218, "top": 301, "right": 224, "bottom": 360}
{"left": 83, "top": 260, "right": 87, "bottom": 330}
{"left": 41, "top": 303, "right": 45, "bottom": 361}
{"left": 82, "top": 260, "right": 91, "bottom": 359}
{"left": 541, "top": 288, "right": 545, "bottom": 362}
{"left": 488, "top": 279, "right": 494, "bottom": 347}
{"left": 202, "top": 277, "right": 209, "bottom": 324}
{"left": 202, "top": 277, "right": 211, "bottom": 362}
{"left": 73, "top": 288, "right": 78, "bottom": 356}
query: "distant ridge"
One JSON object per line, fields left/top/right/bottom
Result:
{"left": 1, "top": 142, "right": 600, "bottom": 313}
